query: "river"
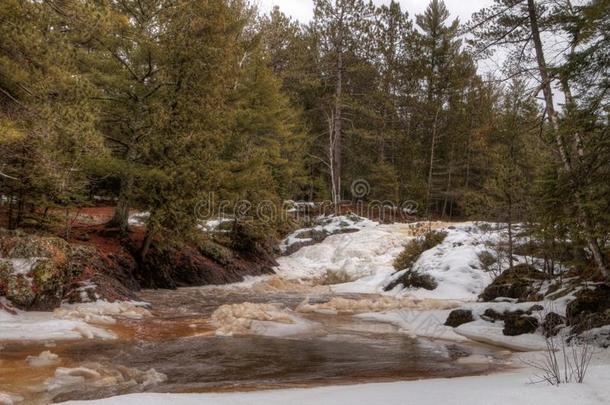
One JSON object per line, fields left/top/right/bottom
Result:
{"left": 1, "top": 285, "right": 508, "bottom": 404}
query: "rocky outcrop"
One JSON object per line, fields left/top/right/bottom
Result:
{"left": 136, "top": 240, "right": 276, "bottom": 290}
{"left": 566, "top": 285, "right": 610, "bottom": 334}
{"left": 0, "top": 231, "right": 74, "bottom": 310}
{"left": 543, "top": 312, "right": 566, "bottom": 337}
{"left": 0, "top": 225, "right": 282, "bottom": 311}
{"left": 503, "top": 315, "right": 539, "bottom": 336}
{"left": 479, "top": 264, "right": 548, "bottom": 302}
{"left": 444, "top": 309, "right": 474, "bottom": 327}
{"left": 0, "top": 230, "right": 139, "bottom": 310}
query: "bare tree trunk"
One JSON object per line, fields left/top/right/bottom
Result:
{"left": 425, "top": 106, "right": 441, "bottom": 223}
{"left": 140, "top": 228, "right": 155, "bottom": 261}
{"left": 442, "top": 148, "right": 454, "bottom": 219}
{"left": 527, "top": 0, "right": 609, "bottom": 280}
{"left": 327, "top": 111, "right": 339, "bottom": 208}
{"left": 508, "top": 195, "right": 514, "bottom": 269}
{"left": 108, "top": 146, "right": 136, "bottom": 233}
{"left": 15, "top": 192, "right": 24, "bottom": 229}
{"left": 333, "top": 48, "right": 343, "bottom": 208}
{"left": 7, "top": 195, "right": 15, "bottom": 230}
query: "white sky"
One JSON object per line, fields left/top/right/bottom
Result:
{"left": 257, "top": 0, "right": 494, "bottom": 24}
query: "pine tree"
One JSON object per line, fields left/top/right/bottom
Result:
{"left": 0, "top": 0, "right": 102, "bottom": 230}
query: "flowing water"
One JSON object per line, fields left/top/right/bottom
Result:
{"left": 1, "top": 286, "right": 509, "bottom": 404}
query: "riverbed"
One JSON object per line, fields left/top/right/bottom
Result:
{"left": 0, "top": 285, "right": 508, "bottom": 404}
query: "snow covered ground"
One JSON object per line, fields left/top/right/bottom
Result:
{"left": 3, "top": 217, "right": 609, "bottom": 404}
{"left": 275, "top": 220, "right": 502, "bottom": 298}
{"left": 0, "top": 300, "right": 149, "bottom": 341}
{"left": 63, "top": 362, "right": 610, "bottom": 405}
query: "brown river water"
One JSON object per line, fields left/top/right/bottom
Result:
{"left": 0, "top": 287, "right": 509, "bottom": 404}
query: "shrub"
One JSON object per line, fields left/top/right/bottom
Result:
{"left": 478, "top": 250, "right": 497, "bottom": 272}
{"left": 393, "top": 239, "right": 425, "bottom": 271}
{"left": 384, "top": 269, "right": 438, "bottom": 291}
{"left": 422, "top": 230, "right": 448, "bottom": 250}
{"left": 393, "top": 230, "right": 447, "bottom": 271}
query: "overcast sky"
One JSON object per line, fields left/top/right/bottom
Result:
{"left": 257, "top": 0, "right": 494, "bottom": 24}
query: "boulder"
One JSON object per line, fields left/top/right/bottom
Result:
{"left": 566, "top": 285, "right": 610, "bottom": 334}
{"left": 479, "top": 264, "right": 548, "bottom": 302}
{"left": 543, "top": 312, "right": 566, "bottom": 337}
{"left": 384, "top": 270, "right": 438, "bottom": 292}
{"left": 481, "top": 306, "right": 541, "bottom": 323}
{"left": 503, "top": 315, "right": 539, "bottom": 336}
{"left": 444, "top": 309, "right": 474, "bottom": 327}
{"left": 0, "top": 231, "right": 140, "bottom": 310}
{"left": 480, "top": 308, "right": 504, "bottom": 322}
{"left": 0, "top": 234, "right": 73, "bottom": 310}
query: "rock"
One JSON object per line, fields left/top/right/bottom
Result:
{"left": 479, "top": 264, "right": 548, "bottom": 302}
{"left": 6, "top": 275, "right": 36, "bottom": 308}
{"left": 543, "top": 312, "right": 566, "bottom": 337}
{"left": 0, "top": 231, "right": 140, "bottom": 310}
{"left": 0, "top": 233, "right": 73, "bottom": 310}
{"left": 481, "top": 308, "right": 537, "bottom": 323}
{"left": 283, "top": 228, "right": 358, "bottom": 256}
{"left": 566, "top": 284, "right": 610, "bottom": 334}
{"left": 445, "top": 309, "right": 474, "bottom": 327}
{"left": 528, "top": 304, "right": 544, "bottom": 313}
{"left": 384, "top": 270, "right": 438, "bottom": 292}
{"left": 136, "top": 241, "right": 276, "bottom": 289}
{"left": 503, "top": 315, "right": 539, "bottom": 336}
{"left": 480, "top": 308, "right": 504, "bottom": 322}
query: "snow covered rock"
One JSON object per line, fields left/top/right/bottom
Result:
{"left": 479, "top": 264, "right": 548, "bottom": 302}
{"left": 0, "top": 232, "right": 73, "bottom": 310}
{"left": 280, "top": 214, "right": 377, "bottom": 255}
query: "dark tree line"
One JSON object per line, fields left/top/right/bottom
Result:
{"left": 1, "top": 0, "right": 608, "bottom": 277}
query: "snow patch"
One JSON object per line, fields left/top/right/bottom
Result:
{"left": 54, "top": 301, "right": 151, "bottom": 325}
{"left": 60, "top": 364, "right": 610, "bottom": 405}
{"left": 455, "top": 320, "right": 548, "bottom": 352}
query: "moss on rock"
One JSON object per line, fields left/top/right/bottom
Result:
{"left": 479, "top": 264, "right": 548, "bottom": 302}
{"left": 566, "top": 285, "right": 610, "bottom": 334}
{"left": 445, "top": 309, "right": 474, "bottom": 327}
{"left": 503, "top": 315, "right": 539, "bottom": 336}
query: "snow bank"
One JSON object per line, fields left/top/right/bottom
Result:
{"left": 356, "top": 309, "right": 468, "bottom": 341}
{"left": 54, "top": 300, "right": 151, "bottom": 325}
{"left": 0, "top": 310, "right": 115, "bottom": 341}
{"left": 276, "top": 222, "right": 413, "bottom": 289}
{"left": 275, "top": 221, "right": 503, "bottom": 300}
{"left": 127, "top": 212, "right": 149, "bottom": 226}
{"left": 279, "top": 214, "right": 377, "bottom": 254}
{"left": 397, "top": 223, "right": 496, "bottom": 300}
{"left": 0, "top": 300, "right": 149, "bottom": 342}
{"left": 62, "top": 364, "right": 610, "bottom": 405}
{"left": 455, "top": 320, "right": 548, "bottom": 351}
{"left": 210, "top": 303, "right": 318, "bottom": 337}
